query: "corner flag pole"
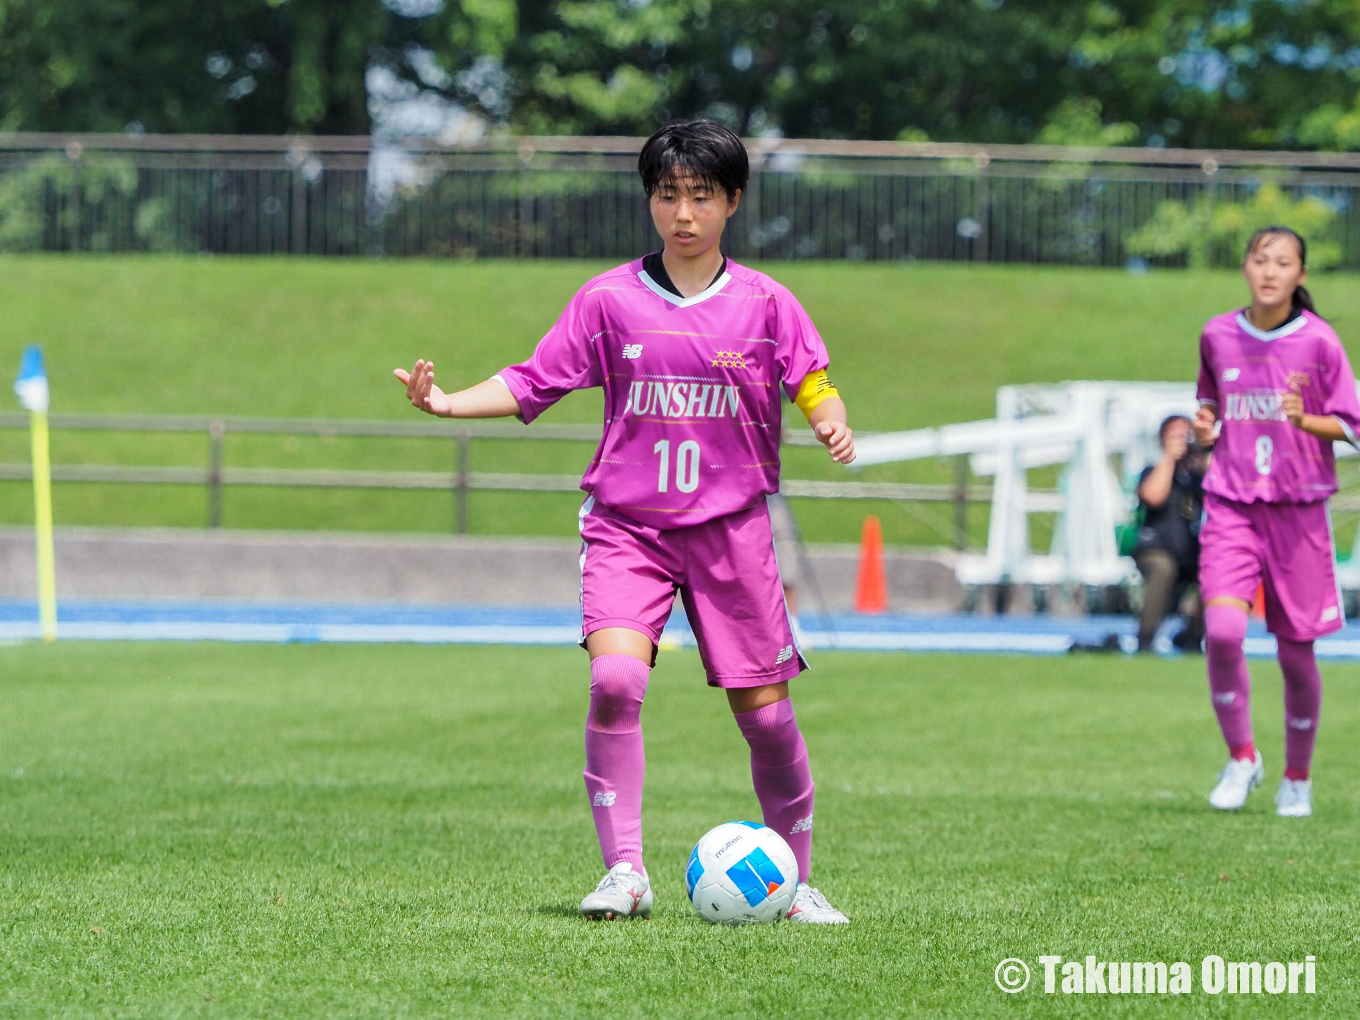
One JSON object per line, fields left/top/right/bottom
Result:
{"left": 14, "top": 346, "right": 56, "bottom": 642}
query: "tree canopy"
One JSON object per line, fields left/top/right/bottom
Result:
{"left": 3, "top": 0, "right": 1360, "bottom": 149}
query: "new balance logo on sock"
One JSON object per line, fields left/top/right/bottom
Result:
{"left": 1288, "top": 717, "right": 1315, "bottom": 731}
{"left": 592, "top": 792, "right": 617, "bottom": 807}
{"left": 789, "top": 814, "right": 814, "bottom": 835}
{"left": 775, "top": 645, "right": 794, "bottom": 665}
{"left": 1213, "top": 692, "right": 1236, "bottom": 705}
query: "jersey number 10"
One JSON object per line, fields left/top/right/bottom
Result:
{"left": 654, "top": 439, "right": 700, "bottom": 493}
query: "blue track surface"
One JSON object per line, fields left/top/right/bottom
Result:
{"left": 4, "top": 599, "right": 1360, "bottom": 658}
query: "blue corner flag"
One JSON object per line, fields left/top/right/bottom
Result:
{"left": 14, "top": 343, "right": 57, "bottom": 640}
{"left": 14, "top": 345, "right": 49, "bottom": 413}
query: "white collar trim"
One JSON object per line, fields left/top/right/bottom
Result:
{"left": 638, "top": 268, "right": 732, "bottom": 307}
{"left": 1236, "top": 311, "right": 1308, "bottom": 342}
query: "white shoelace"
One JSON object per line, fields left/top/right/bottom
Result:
{"left": 1276, "top": 781, "right": 1308, "bottom": 806}
{"left": 800, "top": 886, "right": 833, "bottom": 910}
{"left": 595, "top": 868, "right": 642, "bottom": 894}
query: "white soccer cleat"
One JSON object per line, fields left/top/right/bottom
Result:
{"left": 1208, "top": 751, "right": 1264, "bottom": 810}
{"left": 1275, "top": 778, "right": 1313, "bottom": 817}
{"left": 579, "top": 862, "right": 653, "bottom": 920}
{"left": 785, "top": 883, "right": 849, "bottom": 924}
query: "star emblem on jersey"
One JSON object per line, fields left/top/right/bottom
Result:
{"left": 711, "top": 350, "right": 747, "bottom": 368}
{"left": 622, "top": 344, "right": 644, "bottom": 359}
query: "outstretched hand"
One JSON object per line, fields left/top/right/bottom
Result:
{"left": 815, "top": 420, "right": 855, "bottom": 464}
{"left": 393, "top": 359, "right": 448, "bottom": 417}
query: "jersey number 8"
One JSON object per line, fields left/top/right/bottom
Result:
{"left": 654, "top": 439, "right": 700, "bottom": 493}
{"left": 1255, "top": 435, "right": 1273, "bottom": 476}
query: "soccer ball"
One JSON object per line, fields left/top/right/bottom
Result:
{"left": 684, "top": 821, "right": 798, "bottom": 925}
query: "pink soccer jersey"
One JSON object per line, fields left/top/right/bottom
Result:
{"left": 495, "top": 258, "right": 830, "bottom": 527}
{"left": 1196, "top": 310, "right": 1360, "bottom": 504}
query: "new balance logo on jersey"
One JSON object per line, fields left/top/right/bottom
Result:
{"left": 622, "top": 344, "right": 644, "bottom": 359}
{"left": 775, "top": 645, "right": 794, "bottom": 665}
{"left": 789, "top": 814, "right": 814, "bottom": 835}
{"left": 623, "top": 381, "right": 741, "bottom": 419}
{"left": 1223, "top": 368, "right": 1241, "bottom": 382}
{"left": 593, "top": 792, "right": 617, "bottom": 807}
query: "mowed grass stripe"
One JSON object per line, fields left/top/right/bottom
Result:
{"left": 0, "top": 641, "right": 1355, "bottom": 1018}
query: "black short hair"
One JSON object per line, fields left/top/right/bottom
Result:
{"left": 638, "top": 120, "right": 749, "bottom": 200}
{"left": 1158, "top": 414, "right": 1190, "bottom": 442}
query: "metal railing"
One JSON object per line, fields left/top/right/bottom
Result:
{"left": 0, "top": 412, "right": 990, "bottom": 547}
{"left": 4, "top": 133, "right": 1360, "bottom": 266}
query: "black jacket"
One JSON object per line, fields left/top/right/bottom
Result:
{"left": 1135, "top": 460, "right": 1205, "bottom": 570}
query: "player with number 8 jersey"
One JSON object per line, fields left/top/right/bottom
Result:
{"left": 1193, "top": 226, "right": 1360, "bottom": 819}
{"left": 393, "top": 119, "right": 853, "bottom": 922}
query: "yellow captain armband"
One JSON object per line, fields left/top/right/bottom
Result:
{"left": 794, "top": 370, "right": 839, "bottom": 419}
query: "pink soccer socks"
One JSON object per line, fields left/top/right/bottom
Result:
{"left": 734, "top": 698, "right": 815, "bottom": 883}
{"left": 1277, "top": 636, "right": 1321, "bottom": 781}
{"left": 583, "top": 654, "right": 650, "bottom": 875}
{"left": 1205, "top": 605, "right": 1254, "bottom": 754}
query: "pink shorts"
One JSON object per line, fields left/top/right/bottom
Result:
{"left": 1198, "top": 493, "right": 1345, "bottom": 641}
{"left": 577, "top": 496, "right": 807, "bottom": 688}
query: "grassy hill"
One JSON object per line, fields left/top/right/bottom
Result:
{"left": 2, "top": 255, "right": 1357, "bottom": 545}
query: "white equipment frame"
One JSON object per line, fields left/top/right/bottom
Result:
{"left": 856, "top": 381, "right": 1299, "bottom": 589}
{"left": 858, "top": 381, "right": 1360, "bottom": 590}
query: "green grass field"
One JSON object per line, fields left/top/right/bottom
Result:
{"left": 5, "top": 256, "right": 1360, "bottom": 547}
{"left": 2, "top": 640, "right": 1356, "bottom": 1018}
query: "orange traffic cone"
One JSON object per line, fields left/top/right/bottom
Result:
{"left": 1251, "top": 584, "right": 1265, "bottom": 619}
{"left": 855, "top": 515, "right": 888, "bottom": 614}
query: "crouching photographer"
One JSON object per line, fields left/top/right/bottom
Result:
{"left": 1133, "top": 414, "right": 1209, "bottom": 653}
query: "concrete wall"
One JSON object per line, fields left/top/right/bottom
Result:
{"left": 0, "top": 527, "right": 964, "bottom": 612}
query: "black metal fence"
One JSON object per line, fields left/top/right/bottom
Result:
{"left": 4, "top": 133, "right": 1360, "bottom": 267}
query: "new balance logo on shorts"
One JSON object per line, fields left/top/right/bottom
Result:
{"left": 789, "top": 814, "right": 813, "bottom": 835}
{"left": 592, "top": 792, "right": 617, "bottom": 807}
{"left": 1322, "top": 605, "right": 1340, "bottom": 623}
{"left": 775, "top": 645, "right": 794, "bottom": 665}
{"left": 622, "top": 344, "right": 644, "bottom": 359}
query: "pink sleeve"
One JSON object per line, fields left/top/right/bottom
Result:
{"left": 1319, "top": 335, "right": 1360, "bottom": 446}
{"left": 1195, "top": 329, "right": 1218, "bottom": 408}
{"left": 495, "top": 287, "right": 604, "bottom": 425}
{"left": 774, "top": 291, "right": 831, "bottom": 403}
